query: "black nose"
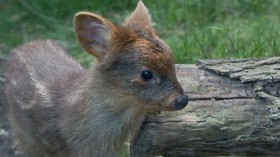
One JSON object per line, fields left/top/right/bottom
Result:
{"left": 174, "top": 95, "right": 188, "bottom": 110}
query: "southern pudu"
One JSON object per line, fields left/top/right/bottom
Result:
{"left": 5, "top": 1, "right": 188, "bottom": 157}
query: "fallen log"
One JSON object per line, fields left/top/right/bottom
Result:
{"left": 130, "top": 57, "right": 280, "bottom": 156}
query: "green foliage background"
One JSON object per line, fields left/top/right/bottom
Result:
{"left": 0, "top": 0, "right": 280, "bottom": 66}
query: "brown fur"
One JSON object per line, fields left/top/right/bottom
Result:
{"left": 4, "top": 2, "right": 187, "bottom": 157}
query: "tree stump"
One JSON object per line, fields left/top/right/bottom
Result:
{"left": 130, "top": 57, "right": 280, "bottom": 156}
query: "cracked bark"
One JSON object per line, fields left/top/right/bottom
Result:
{"left": 130, "top": 57, "right": 280, "bottom": 157}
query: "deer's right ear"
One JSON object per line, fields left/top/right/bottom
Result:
{"left": 75, "top": 12, "right": 116, "bottom": 60}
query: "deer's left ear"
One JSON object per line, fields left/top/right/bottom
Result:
{"left": 123, "top": 1, "right": 153, "bottom": 30}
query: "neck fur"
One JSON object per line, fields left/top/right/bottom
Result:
{"left": 61, "top": 70, "right": 147, "bottom": 157}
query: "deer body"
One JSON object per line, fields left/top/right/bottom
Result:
{"left": 5, "top": 2, "right": 188, "bottom": 157}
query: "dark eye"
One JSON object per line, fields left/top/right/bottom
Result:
{"left": 141, "top": 70, "right": 153, "bottom": 80}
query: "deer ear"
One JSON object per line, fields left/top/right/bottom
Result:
{"left": 75, "top": 12, "right": 116, "bottom": 60}
{"left": 123, "top": 1, "right": 153, "bottom": 29}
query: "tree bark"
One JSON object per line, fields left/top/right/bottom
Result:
{"left": 130, "top": 57, "right": 280, "bottom": 156}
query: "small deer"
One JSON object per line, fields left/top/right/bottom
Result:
{"left": 5, "top": 1, "right": 188, "bottom": 157}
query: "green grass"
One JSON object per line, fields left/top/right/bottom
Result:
{"left": 1, "top": 0, "right": 280, "bottom": 65}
